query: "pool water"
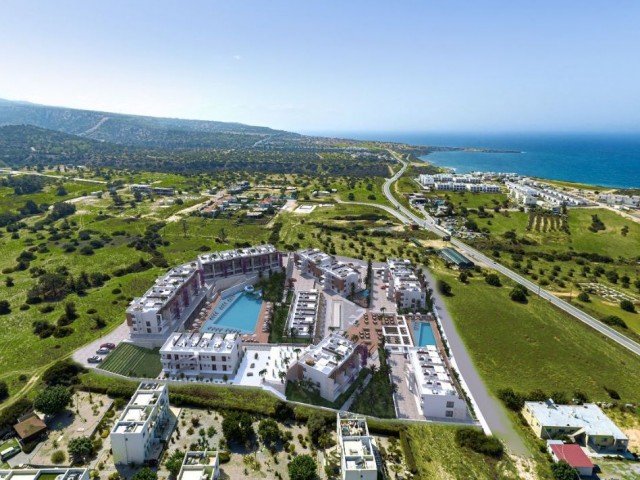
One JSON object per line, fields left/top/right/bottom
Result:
{"left": 202, "top": 292, "right": 262, "bottom": 334}
{"left": 415, "top": 322, "right": 437, "bottom": 347}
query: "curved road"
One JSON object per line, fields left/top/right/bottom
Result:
{"left": 384, "top": 154, "right": 640, "bottom": 357}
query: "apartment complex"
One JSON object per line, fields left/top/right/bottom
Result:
{"left": 418, "top": 174, "right": 501, "bottom": 193}
{"left": 407, "top": 346, "right": 468, "bottom": 420}
{"left": 337, "top": 413, "right": 379, "bottom": 480}
{"left": 0, "top": 469, "right": 88, "bottom": 480}
{"left": 522, "top": 401, "right": 628, "bottom": 453}
{"left": 160, "top": 332, "right": 243, "bottom": 380}
{"left": 130, "top": 184, "right": 175, "bottom": 196}
{"left": 294, "top": 248, "right": 361, "bottom": 296}
{"left": 506, "top": 181, "right": 589, "bottom": 208}
{"left": 286, "top": 290, "right": 320, "bottom": 339}
{"left": 127, "top": 264, "right": 208, "bottom": 348}
{"left": 177, "top": 451, "right": 220, "bottom": 480}
{"left": 198, "top": 244, "right": 282, "bottom": 282}
{"left": 110, "top": 383, "right": 171, "bottom": 465}
{"left": 288, "top": 333, "right": 362, "bottom": 402}
{"left": 386, "top": 258, "right": 426, "bottom": 310}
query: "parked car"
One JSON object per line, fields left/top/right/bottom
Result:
{"left": 100, "top": 342, "right": 116, "bottom": 350}
{"left": 96, "top": 348, "right": 110, "bottom": 355}
{"left": 88, "top": 356, "right": 102, "bottom": 364}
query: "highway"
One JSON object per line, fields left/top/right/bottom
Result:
{"left": 383, "top": 154, "right": 640, "bottom": 357}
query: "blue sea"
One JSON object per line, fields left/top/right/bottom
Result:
{"left": 316, "top": 132, "right": 640, "bottom": 188}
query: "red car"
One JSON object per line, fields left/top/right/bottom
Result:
{"left": 100, "top": 342, "right": 116, "bottom": 350}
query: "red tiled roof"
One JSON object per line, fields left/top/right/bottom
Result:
{"left": 550, "top": 444, "right": 594, "bottom": 468}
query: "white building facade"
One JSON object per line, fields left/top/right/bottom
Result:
{"left": 286, "top": 290, "right": 320, "bottom": 339}
{"left": 407, "top": 346, "right": 468, "bottom": 420}
{"left": 294, "top": 249, "right": 361, "bottom": 296}
{"left": 160, "top": 332, "right": 243, "bottom": 380}
{"left": 110, "top": 383, "right": 171, "bottom": 465}
{"left": 337, "top": 413, "right": 378, "bottom": 480}
{"left": 198, "top": 245, "right": 282, "bottom": 282}
{"left": 386, "top": 258, "right": 426, "bottom": 310}
{"left": 127, "top": 264, "right": 208, "bottom": 348}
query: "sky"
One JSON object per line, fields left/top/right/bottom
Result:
{"left": 0, "top": 0, "right": 639, "bottom": 134}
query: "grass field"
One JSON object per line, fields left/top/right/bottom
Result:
{"left": 431, "top": 263, "right": 640, "bottom": 404}
{"left": 98, "top": 343, "right": 162, "bottom": 378}
{"left": 405, "top": 424, "right": 544, "bottom": 479}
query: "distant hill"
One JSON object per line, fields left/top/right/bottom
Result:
{"left": 0, "top": 98, "right": 299, "bottom": 149}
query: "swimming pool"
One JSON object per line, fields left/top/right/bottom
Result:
{"left": 202, "top": 292, "right": 262, "bottom": 334}
{"left": 414, "top": 321, "right": 437, "bottom": 347}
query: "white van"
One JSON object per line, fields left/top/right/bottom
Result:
{"left": 0, "top": 445, "right": 20, "bottom": 461}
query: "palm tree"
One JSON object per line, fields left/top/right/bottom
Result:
{"left": 350, "top": 334, "right": 359, "bottom": 343}
{"left": 282, "top": 357, "right": 290, "bottom": 369}
{"left": 294, "top": 348, "right": 301, "bottom": 359}
{"left": 380, "top": 306, "right": 386, "bottom": 318}
{"left": 258, "top": 369, "right": 267, "bottom": 382}
{"left": 289, "top": 327, "right": 297, "bottom": 344}
{"left": 278, "top": 371, "right": 287, "bottom": 383}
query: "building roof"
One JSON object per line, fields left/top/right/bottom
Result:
{"left": 525, "top": 402, "right": 628, "bottom": 441}
{"left": 438, "top": 248, "right": 474, "bottom": 267}
{"left": 14, "top": 414, "right": 47, "bottom": 440}
{"left": 550, "top": 443, "right": 594, "bottom": 468}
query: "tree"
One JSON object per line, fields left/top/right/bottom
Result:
{"left": 458, "top": 271, "right": 468, "bottom": 283}
{"left": 0, "top": 381, "right": 8, "bottom": 401}
{"left": 34, "top": 385, "right": 71, "bottom": 415}
{"left": 67, "top": 436, "right": 93, "bottom": 461}
{"left": 551, "top": 460, "right": 579, "bottom": 480}
{"left": 5, "top": 276, "right": 14, "bottom": 287}
{"left": 576, "top": 291, "right": 590, "bottom": 302}
{"left": 258, "top": 418, "right": 282, "bottom": 448}
{"left": 288, "top": 454, "right": 318, "bottom": 480}
{"left": 620, "top": 299, "right": 636, "bottom": 313}
{"left": 436, "top": 279, "right": 452, "bottom": 296}
{"left": 164, "top": 449, "right": 186, "bottom": 477}
{"left": 0, "top": 300, "right": 10, "bottom": 315}
{"left": 221, "top": 411, "right": 254, "bottom": 445}
{"left": 510, "top": 286, "right": 528, "bottom": 303}
{"left": 485, "top": 273, "right": 501, "bottom": 287}
{"left": 131, "top": 468, "right": 158, "bottom": 480}
{"left": 307, "top": 412, "right": 327, "bottom": 446}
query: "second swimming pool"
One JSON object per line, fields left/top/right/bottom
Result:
{"left": 414, "top": 321, "right": 437, "bottom": 347}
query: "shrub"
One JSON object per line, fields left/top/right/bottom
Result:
{"left": 455, "top": 428, "right": 504, "bottom": 458}
{"left": 576, "top": 291, "right": 590, "bottom": 302}
{"left": 602, "top": 315, "right": 628, "bottom": 329}
{"left": 620, "top": 300, "right": 636, "bottom": 313}
{"left": 551, "top": 460, "right": 579, "bottom": 480}
{"left": 485, "top": 273, "right": 501, "bottom": 287}
{"left": 51, "top": 450, "right": 66, "bottom": 464}
{"left": 399, "top": 429, "right": 418, "bottom": 474}
{"left": 497, "top": 388, "right": 524, "bottom": 411}
{"left": 218, "top": 451, "right": 231, "bottom": 463}
{"left": 437, "top": 279, "right": 452, "bottom": 296}
{"left": 510, "top": 287, "right": 528, "bottom": 303}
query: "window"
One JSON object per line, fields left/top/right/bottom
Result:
{"left": 446, "top": 401, "right": 454, "bottom": 408}
{"left": 446, "top": 410, "right": 454, "bottom": 418}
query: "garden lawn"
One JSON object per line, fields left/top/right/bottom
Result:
{"left": 432, "top": 266, "right": 640, "bottom": 404}
{"left": 98, "top": 343, "right": 162, "bottom": 378}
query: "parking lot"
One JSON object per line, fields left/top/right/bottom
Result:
{"left": 72, "top": 320, "right": 130, "bottom": 368}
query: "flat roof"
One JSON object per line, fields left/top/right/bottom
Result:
{"left": 439, "top": 248, "right": 474, "bottom": 267}
{"left": 525, "top": 402, "right": 627, "bottom": 440}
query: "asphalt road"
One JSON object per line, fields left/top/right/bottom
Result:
{"left": 383, "top": 154, "right": 640, "bottom": 357}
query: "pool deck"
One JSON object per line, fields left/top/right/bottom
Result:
{"left": 189, "top": 292, "right": 271, "bottom": 343}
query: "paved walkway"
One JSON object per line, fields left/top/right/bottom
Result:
{"left": 422, "top": 269, "right": 529, "bottom": 456}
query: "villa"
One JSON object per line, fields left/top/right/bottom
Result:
{"left": 407, "top": 346, "right": 468, "bottom": 420}
{"left": 294, "top": 248, "right": 362, "bottom": 296}
{"left": 127, "top": 263, "right": 209, "bottom": 348}
{"left": 286, "top": 289, "right": 321, "bottom": 339}
{"left": 522, "top": 400, "right": 629, "bottom": 454}
{"left": 110, "top": 382, "right": 172, "bottom": 465}
{"left": 386, "top": 258, "right": 426, "bottom": 310}
{"left": 160, "top": 332, "right": 243, "bottom": 380}
{"left": 198, "top": 244, "right": 282, "bottom": 282}
{"left": 177, "top": 451, "right": 220, "bottom": 480}
{"left": 337, "top": 413, "right": 379, "bottom": 480}
{"left": 288, "top": 333, "right": 362, "bottom": 402}
{"left": 0, "top": 469, "right": 89, "bottom": 480}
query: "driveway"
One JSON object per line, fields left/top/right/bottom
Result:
{"left": 72, "top": 321, "right": 130, "bottom": 368}
{"left": 387, "top": 353, "right": 421, "bottom": 419}
{"left": 422, "top": 268, "right": 529, "bottom": 455}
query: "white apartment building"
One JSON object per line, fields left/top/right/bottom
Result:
{"left": 599, "top": 194, "right": 640, "bottom": 207}
{"left": 506, "top": 181, "right": 540, "bottom": 206}
{"left": 288, "top": 333, "right": 362, "bottom": 402}
{"left": 0, "top": 469, "right": 88, "bottom": 480}
{"left": 127, "top": 264, "right": 208, "bottom": 348}
{"left": 337, "top": 413, "right": 378, "bottom": 480}
{"left": 294, "top": 249, "right": 362, "bottom": 296}
{"left": 386, "top": 259, "right": 426, "bottom": 310}
{"left": 286, "top": 290, "right": 320, "bottom": 339}
{"left": 111, "top": 383, "right": 171, "bottom": 465}
{"left": 160, "top": 332, "right": 243, "bottom": 380}
{"left": 407, "top": 346, "right": 468, "bottom": 420}
{"left": 178, "top": 451, "right": 220, "bottom": 480}
{"left": 198, "top": 245, "right": 282, "bottom": 282}
{"left": 466, "top": 183, "right": 502, "bottom": 193}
